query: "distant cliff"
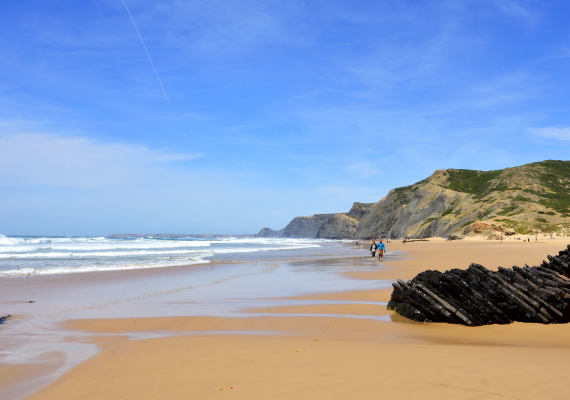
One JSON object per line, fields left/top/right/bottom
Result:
{"left": 256, "top": 160, "right": 570, "bottom": 240}
{"left": 255, "top": 227, "right": 284, "bottom": 238}
{"left": 315, "top": 214, "right": 359, "bottom": 239}
{"left": 256, "top": 214, "right": 339, "bottom": 239}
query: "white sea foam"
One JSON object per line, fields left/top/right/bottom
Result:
{"left": 0, "top": 235, "right": 328, "bottom": 276}
{"left": 0, "top": 257, "right": 210, "bottom": 276}
{"left": 0, "top": 240, "right": 212, "bottom": 253}
{"left": 0, "top": 244, "right": 318, "bottom": 259}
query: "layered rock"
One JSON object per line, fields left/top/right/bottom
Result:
{"left": 281, "top": 214, "right": 338, "bottom": 238}
{"left": 347, "top": 202, "right": 375, "bottom": 220}
{"left": 315, "top": 214, "right": 359, "bottom": 239}
{"left": 256, "top": 161, "right": 570, "bottom": 240}
{"left": 354, "top": 171, "right": 478, "bottom": 239}
{"left": 356, "top": 161, "right": 570, "bottom": 239}
{"left": 388, "top": 245, "right": 570, "bottom": 326}
{"left": 255, "top": 214, "right": 341, "bottom": 239}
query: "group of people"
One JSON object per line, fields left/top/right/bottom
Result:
{"left": 369, "top": 239, "right": 386, "bottom": 261}
{"left": 354, "top": 239, "right": 389, "bottom": 261}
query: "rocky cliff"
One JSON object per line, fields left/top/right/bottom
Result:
{"left": 356, "top": 160, "right": 570, "bottom": 239}
{"left": 281, "top": 214, "right": 338, "bottom": 238}
{"left": 257, "top": 160, "right": 570, "bottom": 240}
{"left": 256, "top": 214, "right": 339, "bottom": 239}
{"left": 347, "top": 202, "right": 375, "bottom": 220}
{"left": 315, "top": 214, "right": 359, "bottom": 239}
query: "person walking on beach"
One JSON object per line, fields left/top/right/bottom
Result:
{"left": 355, "top": 240, "right": 359, "bottom": 249}
{"left": 360, "top": 241, "right": 364, "bottom": 249}
{"left": 377, "top": 239, "right": 386, "bottom": 261}
{"left": 370, "top": 240, "right": 377, "bottom": 261}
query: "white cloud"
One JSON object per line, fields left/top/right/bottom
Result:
{"left": 0, "top": 132, "right": 201, "bottom": 187}
{"left": 527, "top": 126, "right": 570, "bottom": 141}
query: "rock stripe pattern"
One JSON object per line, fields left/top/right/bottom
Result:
{"left": 387, "top": 245, "right": 570, "bottom": 326}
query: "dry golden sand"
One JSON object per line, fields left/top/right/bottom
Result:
{"left": 25, "top": 240, "right": 570, "bottom": 400}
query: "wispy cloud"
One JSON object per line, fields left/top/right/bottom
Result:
{"left": 0, "top": 132, "right": 201, "bottom": 187}
{"left": 528, "top": 126, "right": 570, "bottom": 141}
{"left": 494, "top": 0, "right": 537, "bottom": 25}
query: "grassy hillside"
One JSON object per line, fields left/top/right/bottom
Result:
{"left": 358, "top": 160, "right": 570, "bottom": 239}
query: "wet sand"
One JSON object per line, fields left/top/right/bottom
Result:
{"left": 5, "top": 239, "right": 570, "bottom": 399}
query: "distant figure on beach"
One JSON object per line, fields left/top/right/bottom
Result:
{"left": 377, "top": 239, "right": 386, "bottom": 261}
{"left": 355, "top": 241, "right": 359, "bottom": 249}
{"left": 360, "top": 241, "right": 364, "bottom": 249}
{"left": 370, "top": 240, "right": 377, "bottom": 261}
{"left": 388, "top": 238, "right": 391, "bottom": 243}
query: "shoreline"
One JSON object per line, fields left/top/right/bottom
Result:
{"left": 5, "top": 239, "right": 570, "bottom": 399}
{"left": 0, "top": 242, "right": 386, "bottom": 399}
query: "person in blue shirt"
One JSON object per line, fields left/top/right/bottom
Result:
{"left": 377, "top": 239, "right": 386, "bottom": 260}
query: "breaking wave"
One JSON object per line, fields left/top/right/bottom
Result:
{"left": 0, "top": 235, "right": 330, "bottom": 276}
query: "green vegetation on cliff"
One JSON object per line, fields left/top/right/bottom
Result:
{"left": 523, "top": 160, "right": 570, "bottom": 215}
{"left": 275, "top": 160, "right": 570, "bottom": 240}
{"left": 444, "top": 169, "right": 504, "bottom": 197}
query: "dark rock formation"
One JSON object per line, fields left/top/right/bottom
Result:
{"left": 255, "top": 227, "right": 284, "bottom": 238}
{"left": 0, "top": 315, "right": 11, "bottom": 324}
{"left": 316, "top": 214, "right": 359, "bottom": 239}
{"left": 446, "top": 234, "right": 463, "bottom": 240}
{"left": 388, "top": 245, "right": 570, "bottom": 326}
{"left": 281, "top": 214, "right": 338, "bottom": 238}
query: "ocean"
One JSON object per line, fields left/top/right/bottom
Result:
{"left": 0, "top": 234, "right": 333, "bottom": 276}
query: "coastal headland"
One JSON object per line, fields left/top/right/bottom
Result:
{"left": 258, "top": 160, "right": 570, "bottom": 241}
{"left": 6, "top": 239, "right": 570, "bottom": 400}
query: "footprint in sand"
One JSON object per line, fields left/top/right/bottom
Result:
{"left": 219, "top": 386, "right": 235, "bottom": 391}
{"left": 295, "top": 349, "right": 304, "bottom": 353}
{"left": 334, "top": 320, "right": 340, "bottom": 323}
{"left": 267, "top": 366, "right": 276, "bottom": 369}
{"left": 315, "top": 339, "right": 322, "bottom": 342}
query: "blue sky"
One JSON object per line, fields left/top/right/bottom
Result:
{"left": 1, "top": 0, "right": 570, "bottom": 235}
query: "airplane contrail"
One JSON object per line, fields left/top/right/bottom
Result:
{"left": 121, "top": 0, "right": 188, "bottom": 141}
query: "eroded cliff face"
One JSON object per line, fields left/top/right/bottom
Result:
{"left": 347, "top": 202, "right": 375, "bottom": 220}
{"left": 256, "top": 214, "right": 340, "bottom": 238}
{"left": 354, "top": 182, "right": 476, "bottom": 239}
{"left": 281, "top": 214, "right": 338, "bottom": 238}
{"left": 315, "top": 214, "right": 359, "bottom": 239}
{"left": 256, "top": 161, "right": 570, "bottom": 240}
{"left": 356, "top": 161, "right": 570, "bottom": 239}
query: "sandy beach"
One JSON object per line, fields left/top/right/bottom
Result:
{"left": 4, "top": 239, "right": 570, "bottom": 399}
